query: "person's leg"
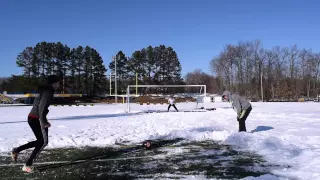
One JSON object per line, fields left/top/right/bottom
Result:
{"left": 168, "top": 104, "right": 171, "bottom": 111}
{"left": 14, "top": 120, "right": 37, "bottom": 153}
{"left": 238, "top": 119, "right": 246, "bottom": 132}
{"left": 12, "top": 117, "right": 40, "bottom": 161}
{"left": 14, "top": 141, "right": 37, "bottom": 153}
{"left": 25, "top": 120, "right": 48, "bottom": 166}
{"left": 238, "top": 106, "right": 252, "bottom": 132}
{"left": 173, "top": 104, "right": 178, "bottom": 112}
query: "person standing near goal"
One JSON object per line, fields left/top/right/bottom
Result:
{"left": 168, "top": 96, "right": 178, "bottom": 112}
{"left": 11, "top": 75, "right": 62, "bottom": 173}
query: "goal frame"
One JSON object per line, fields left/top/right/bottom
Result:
{"left": 126, "top": 84, "right": 207, "bottom": 112}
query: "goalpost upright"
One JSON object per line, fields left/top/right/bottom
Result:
{"left": 126, "top": 84, "right": 207, "bottom": 112}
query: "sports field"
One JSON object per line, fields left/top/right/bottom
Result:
{"left": 0, "top": 102, "right": 319, "bottom": 179}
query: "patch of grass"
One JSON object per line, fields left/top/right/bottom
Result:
{"left": 0, "top": 139, "right": 282, "bottom": 180}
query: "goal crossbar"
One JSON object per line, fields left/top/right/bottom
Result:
{"left": 126, "top": 84, "right": 206, "bottom": 112}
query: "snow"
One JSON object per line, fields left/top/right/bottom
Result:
{"left": 141, "top": 174, "right": 284, "bottom": 180}
{"left": 1, "top": 102, "right": 320, "bottom": 179}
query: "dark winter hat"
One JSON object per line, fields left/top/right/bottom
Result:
{"left": 47, "top": 75, "right": 62, "bottom": 84}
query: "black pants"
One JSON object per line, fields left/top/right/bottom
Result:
{"left": 15, "top": 117, "right": 48, "bottom": 166}
{"left": 238, "top": 106, "right": 252, "bottom": 132}
{"left": 168, "top": 104, "right": 178, "bottom": 112}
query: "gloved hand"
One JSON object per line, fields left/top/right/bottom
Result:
{"left": 44, "top": 122, "right": 51, "bottom": 128}
{"left": 237, "top": 116, "right": 240, "bottom": 121}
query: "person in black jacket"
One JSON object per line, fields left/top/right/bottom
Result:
{"left": 11, "top": 75, "right": 61, "bottom": 173}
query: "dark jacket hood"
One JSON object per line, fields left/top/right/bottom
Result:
{"left": 38, "top": 84, "right": 54, "bottom": 93}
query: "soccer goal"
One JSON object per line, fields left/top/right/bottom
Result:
{"left": 125, "top": 84, "right": 207, "bottom": 113}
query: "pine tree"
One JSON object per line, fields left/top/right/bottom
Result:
{"left": 45, "top": 42, "right": 54, "bottom": 75}
{"left": 153, "top": 45, "right": 182, "bottom": 85}
{"left": 91, "top": 48, "right": 107, "bottom": 95}
{"left": 15, "top": 42, "right": 108, "bottom": 95}
{"left": 16, "top": 47, "right": 34, "bottom": 78}
{"left": 34, "top": 42, "right": 49, "bottom": 77}
{"left": 73, "top": 46, "right": 85, "bottom": 92}
{"left": 165, "top": 46, "right": 182, "bottom": 84}
{"left": 109, "top": 51, "right": 129, "bottom": 93}
{"left": 145, "top": 46, "right": 156, "bottom": 85}
{"left": 83, "top": 46, "right": 92, "bottom": 94}
{"left": 69, "top": 48, "right": 77, "bottom": 92}
{"left": 130, "top": 50, "right": 147, "bottom": 83}
{"left": 54, "top": 42, "right": 70, "bottom": 75}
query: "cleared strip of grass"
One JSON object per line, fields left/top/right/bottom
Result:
{"left": 0, "top": 139, "right": 284, "bottom": 180}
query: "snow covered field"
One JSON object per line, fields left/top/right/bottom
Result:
{"left": 0, "top": 102, "right": 320, "bottom": 179}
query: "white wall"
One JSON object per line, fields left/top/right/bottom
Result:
{"left": 203, "top": 97, "right": 211, "bottom": 103}
{"left": 197, "top": 96, "right": 222, "bottom": 103}
{"left": 214, "top": 96, "right": 222, "bottom": 102}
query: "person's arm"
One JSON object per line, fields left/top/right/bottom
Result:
{"left": 43, "top": 109, "right": 49, "bottom": 122}
{"left": 39, "top": 91, "right": 52, "bottom": 126}
{"left": 238, "top": 98, "right": 250, "bottom": 119}
{"left": 232, "top": 95, "right": 242, "bottom": 118}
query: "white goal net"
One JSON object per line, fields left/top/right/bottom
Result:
{"left": 125, "top": 85, "right": 207, "bottom": 113}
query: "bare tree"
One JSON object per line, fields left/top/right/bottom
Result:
{"left": 209, "top": 40, "right": 320, "bottom": 101}
{"left": 299, "top": 49, "right": 313, "bottom": 98}
{"left": 185, "top": 69, "right": 219, "bottom": 93}
{"left": 314, "top": 53, "right": 320, "bottom": 97}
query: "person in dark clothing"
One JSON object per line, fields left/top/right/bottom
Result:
{"left": 11, "top": 75, "right": 61, "bottom": 173}
{"left": 222, "top": 91, "right": 252, "bottom": 132}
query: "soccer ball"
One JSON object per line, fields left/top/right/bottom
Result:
{"left": 143, "top": 141, "right": 152, "bottom": 150}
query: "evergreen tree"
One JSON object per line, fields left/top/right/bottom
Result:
{"left": 153, "top": 45, "right": 182, "bottom": 85}
{"left": 16, "top": 47, "right": 34, "bottom": 78}
{"left": 73, "top": 46, "right": 85, "bottom": 91}
{"left": 130, "top": 50, "right": 147, "bottom": 83}
{"left": 145, "top": 46, "right": 156, "bottom": 84}
{"left": 91, "top": 48, "right": 107, "bottom": 95}
{"left": 69, "top": 48, "right": 78, "bottom": 92}
{"left": 34, "top": 42, "right": 49, "bottom": 77}
{"left": 109, "top": 51, "right": 129, "bottom": 93}
{"left": 15, "top": 42, "right": 108, "bottom": 95}
{"left": 83, "top": 46, "right": 93, "bottom": 94}
{"left": 165, "top": 46, "right": 182, "bottom": 84}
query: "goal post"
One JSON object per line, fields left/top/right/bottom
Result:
{"left": 126, "top": 84, "right": 207, "bottom": 112}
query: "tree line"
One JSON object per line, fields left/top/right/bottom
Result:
{"left": 184, "top": 69, "right": 220, "bottom": 94}
{"left": 4, "top": 42, "right": 107, "bottom": 95}
{"left": 210, "top": 40, "right": 320, "bottom": 101}
{"left": 108, "top": 45, "right": 184, "bottom": 94}
{"left": 1, "top": 42, "right": 189, "bottom": 95}
{"left": 2, "top": 40, "right": 318, "bottom": 100}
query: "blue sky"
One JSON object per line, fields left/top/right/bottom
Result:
{"left": 1, "top": 0, "right": 320, "bottom": 77}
